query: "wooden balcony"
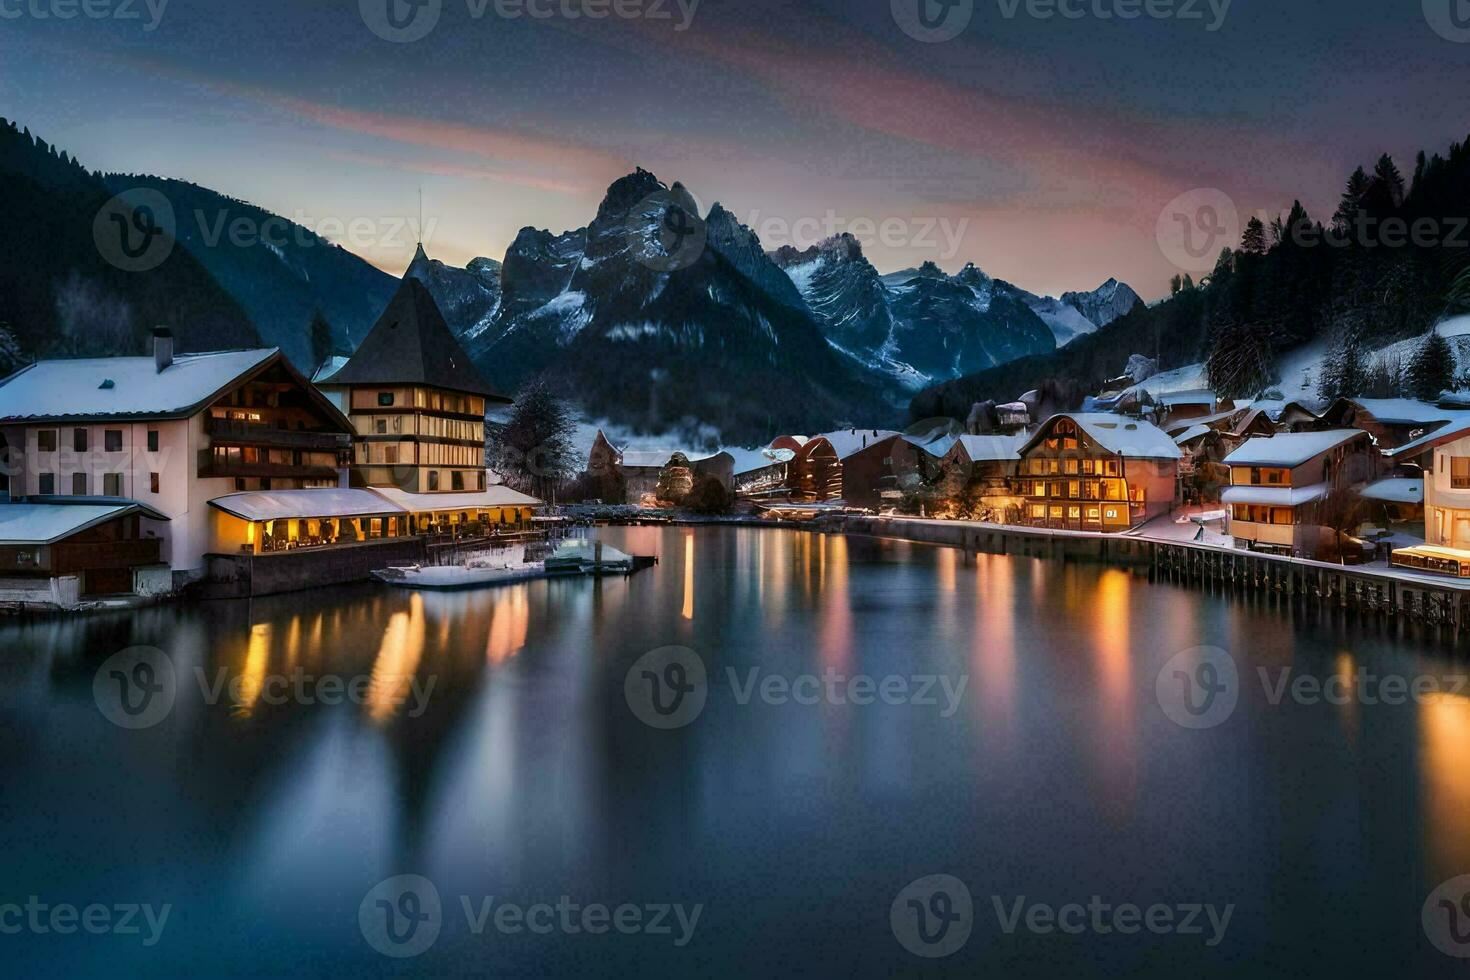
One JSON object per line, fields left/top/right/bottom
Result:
{"left": 207, "top": 417, "right": 351, "bottom": 452}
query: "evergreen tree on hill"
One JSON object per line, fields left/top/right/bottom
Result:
{"left": 1406, "top": 331, "right": 1455, "bottom": 400}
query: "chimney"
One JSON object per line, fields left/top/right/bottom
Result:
{"left": 152, "top": 328, "right": 174, "bottom": 373}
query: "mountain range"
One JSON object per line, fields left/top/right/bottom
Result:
{"left": 0, "top": 119, "right": 1143, "bottom": 442}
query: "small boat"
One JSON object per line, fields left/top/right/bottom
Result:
{"left": 545, "top": 539, "right": 637, "bottom": 575}
{"left": 372, "top": 560, "right": 583, "bottom": 590}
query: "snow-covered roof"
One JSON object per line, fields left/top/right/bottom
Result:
{"left": 0, "top": 349, "right": 279, "bottom": 422}
{"left": 903, "top": 433, "right": 961, "bottom": 458}
{"left": 1222, "top": 430, "right": 1366, "bottom": 468}
{"left": 620, "top": 449, "right": 732, "bottom": 469}
{"left": 368, "top": 485, "right": 542, "bottom": 511}
{"left": 1332, "top": 398, "right": 1452, "bottom": 425}
{"left": 1385, "top": 413, "right": 1470, "bottom": 459}
{"left": 1173, "top": 424, "right": 1213, "bottom": 446}
{"left": 0, "top": 499, "right": 169, "bottom": 544}
{"left": 1222, "top": 483, "right": 1329, "bottom": 507}
{"left": 209, "top": 489, "right": 406, "bottom": 522}
{"left": 1023, "top": 413, "right": 1181, "bottom": 460}
{"left": 817, "top": 429, "right": 900, "bottom": 460}
{"left": 1159, "top": 389, "right": 1216, "bottom": 407}
{"left": 1362, "top": 478, "right": 1424, "bottom": 504}
{"left": 311, "top": 355, "right": 351, "bottom": 384}
{"left": 953, "top": 434, "right": 1022, "bottom": 462}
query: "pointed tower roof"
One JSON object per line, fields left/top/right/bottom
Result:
{"left": 325, "top": 276, "right": 509, "bottom": 402}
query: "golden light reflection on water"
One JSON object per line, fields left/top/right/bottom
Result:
{"left": 1091, "top": 569, "right": 1137, "bottom": 817}
{"left": 1334, "top": 651, "right": 1359, "bottom": 745}
{"left": 367, "top": 592, "right": 426, "bottom": 724}
{"left": 1419, "top": 690, "right": 1470, "bottom": 873}
{"left": 486, "top": 586, "right": 530, "bottom": 664}
{"left": 973, "top": 554, "right": 1016, "bottom": 726}
{"left": 233, "top": 623, "right": 272, "bottom": 718}
{"left": 682, "top": 532, "right": 695, "bottom": 621}
{"left": 818, "top": 534, "right": 851, "bottom": 670}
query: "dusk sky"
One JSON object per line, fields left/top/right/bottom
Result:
{"left": 4, "top": 0, "right": 1469, "bottom": 298}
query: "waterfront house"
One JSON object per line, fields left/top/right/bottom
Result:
{"left": 316, "top": 277, "right": 540, "bottom": 532}
{"left": 0, "top": 331, "right": 355, "bottom": 588}
{"left": 0, "top": 497, "right": 171, "bottom": 606}
{"left": 619, "top": 449, "right": 736, "bottom": 504}
{"left": 1011, "top": 414, "right": 1180, "bottom": 531}
{"left": 1221, "top": 430, "right": 1375, "bottom": 557}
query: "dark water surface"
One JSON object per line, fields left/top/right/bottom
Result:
{"left": 3, "top": 526, "right": 1469, "bottom": 977}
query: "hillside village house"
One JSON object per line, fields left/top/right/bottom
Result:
{"left": 0, "top": 331, "right": 356, "bottom": 592}
{"left": 315, "top": 277, "right": 539, "bottom": 533}
{"left": 937, "top": 434, "right": 1024, "bottom": 519}
{"left": 1011, "top": 414, "right": 1180, "bottom": 531}
{"left": 1221, "top": 430, "right": 1375, "bottom": 558}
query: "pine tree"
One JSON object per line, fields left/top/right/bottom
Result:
{"left": 1241, "top": 217, "right": 1268, "bottom": 255}
{"left": 1333, "top": 167, "right": 1370, "bottom": 230}
{"left": 1406, "top": 331, "right": 1455, "bottom": 400}
{"left": 1374, "top": 154, "right": 1405, "bottom": 208}
{"left": 308, "top": 309, "right": 334, "bottom": 374}
{"left": 1206, "top": 320, "right": 1275, "bottom": 400}
{"left": 488, "top": 379, "right": 578, "bottom": 499}
{"left": 1317, "top": 324, "right": 1370, "bottom": 400}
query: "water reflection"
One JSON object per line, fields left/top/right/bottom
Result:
{"left": 1, "top": 526, "right": 1465, "bottom": 977}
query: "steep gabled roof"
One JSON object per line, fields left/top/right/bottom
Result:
{"left": 1019, "top": 413, "right": 1181, "bottom": 460}
{"left": 1222, "top": 430, "right": 1366, "bottom": 468}
{"left": 324, "top": 277, "right": 509, "bottom": 401}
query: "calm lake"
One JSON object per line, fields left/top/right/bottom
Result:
{"left": 2, "top": 525, "right": 1469, "bottom": 977}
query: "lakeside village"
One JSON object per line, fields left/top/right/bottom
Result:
{"left": 4, "top": 270, "right": 1470, "bottom": 612}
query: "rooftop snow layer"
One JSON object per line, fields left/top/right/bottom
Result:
{"left": 1222, "top": 430, "right": 1365, "bottom": 468}
{"left": 0, "top": 349, "right": 279, "bottom": 422}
